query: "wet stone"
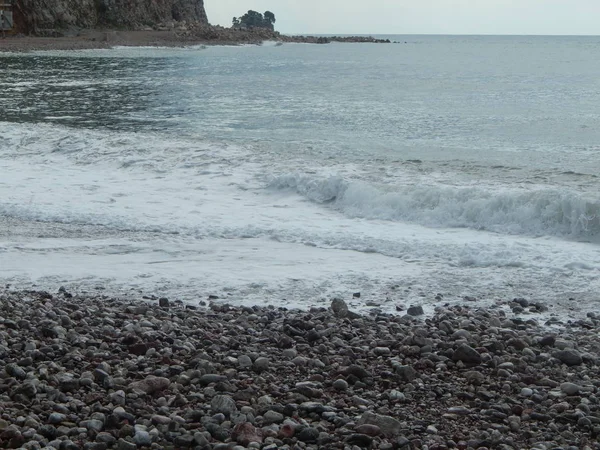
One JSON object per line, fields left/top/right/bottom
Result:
{"left": 452, "top": 344, "right": 482, "bottom": 364}
{"left": 211, "top": 395, "right": 237, "bottom": 416}
{"left": 560, "top": 382, "right": 581, "bottom": 395}
{"left": 296, "top": 426, "right": 320, "bottom": 443}
{"left": 332, "top": 378, "right": 349, "bottom": 391}
{"left": 407, "top": 305, "right": 424, "bottom": 316}
{"left": 554, "top": 349, "right": 583, "bottom": 366}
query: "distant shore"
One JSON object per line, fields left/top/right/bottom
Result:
{"left": 0, "top": 26, "right": 391, "bottom": 53}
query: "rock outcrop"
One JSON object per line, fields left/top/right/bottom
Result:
{"left": 15, "top": 0, "right": 208, "bottom": 35}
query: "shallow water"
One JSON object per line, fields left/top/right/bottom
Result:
{"left": 1, "top": 36, "right": 599, "bottom": 317}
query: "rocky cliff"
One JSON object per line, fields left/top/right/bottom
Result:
{"left": 15, "top": 0, "right": 208, "bottom": 35}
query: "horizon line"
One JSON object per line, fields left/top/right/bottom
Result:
{"left": 277, "top": 32, "right": 600, "bottom": 37}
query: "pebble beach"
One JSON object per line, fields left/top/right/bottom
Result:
{"left": 1, "top": 288, "right": 600, "bottom": 450}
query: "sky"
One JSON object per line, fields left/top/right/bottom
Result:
{"left": 205, "top": 1, "right": 600, "bottom": 35}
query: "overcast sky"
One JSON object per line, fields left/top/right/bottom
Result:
{"left": 205, "top": 1, "right": 600, "bottom": 35}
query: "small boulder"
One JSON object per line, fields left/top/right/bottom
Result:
{"left": 407, "top": 305, "right": 424, "bottom": 316}
{"left": 232, "top": 422, "right": 262, "bottom": 445}
{"left": 452, "top": 344, "right": 482, "bottom": 364}
{"left": 296, "top": 427, "right": 320, "bottom": 443}
{"left": 211, "top": 395, "right": 237, "bottom": 416}
{"left": 560, "top": 382, "right": 581, "bottom": 395}
{"left": 331, "top": 298, "right": 349, "bottom": 318}
{"left": 357, "top": 411, "right": 402, "bottom": 436}
{"left": 554, "top": 349, "right": 583, "bottom": 366}
{"left": 128, "top": 376, "right": 170, "bottom": 394}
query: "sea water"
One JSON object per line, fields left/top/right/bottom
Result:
{"left": 1, "top": 36, "right": 599, "bottom": 318}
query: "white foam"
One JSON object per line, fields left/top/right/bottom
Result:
{"left": 270, "top": 173, "right": 600, "bottom": 239}
{"left": 1, "top": 121, "right": 600, "bottom": 318}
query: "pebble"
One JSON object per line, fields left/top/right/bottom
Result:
{"left": 253, "top": 356, "right": 269, "bottom": 372}
{"left": 128, "top": 376, "right": 170, "bottom": 394}
{"left": 211, "top": 395, "right": 238, "bottom": 416}
{"left": 133, "top": 429, "right": 152, "bottom": 446}
{"left": 48, "top": 413, "right": 67, "bottom": 424}
{"left": 262, "top": 410, "right": 284, "bottom": 424}
{"left": 296, "top": 427, "right": 320, "bottom": 443}
{"left": 332, "top": 378, "right": 349, "bottom": 391}
{"left": 560, "top": 382, "right": 581, "bottom": 395}
{"left": 357, "top": 411, "right": 402, "bottom": 436}
{"left": 237, "top": 355, "right": 252, "bottom": 368}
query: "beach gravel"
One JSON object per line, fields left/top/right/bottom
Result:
{"left": 1, "top": 289, "right": 600, "bottom": 449}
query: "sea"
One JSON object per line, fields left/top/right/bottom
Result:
{"left": 1, "top": 35, "right": 599, "bottom": 319}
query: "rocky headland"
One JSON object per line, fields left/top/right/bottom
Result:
{"left": 1, "top": 288, "right": 599, "bottom": 449}
{"left": 2, "top": 1, "right": 390, "bottom": 52}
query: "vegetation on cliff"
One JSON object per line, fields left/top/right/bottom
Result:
{"left": 232, "top": 10, "right": 276, "bottom": 31}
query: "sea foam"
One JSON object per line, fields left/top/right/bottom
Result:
{"left": 269, "top": 174, "right": 600, "bottom": 239}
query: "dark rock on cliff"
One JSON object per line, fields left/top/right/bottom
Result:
{"left": 16, "top": 0, "right": 208, "bottom": 35}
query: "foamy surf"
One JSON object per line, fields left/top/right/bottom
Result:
{"left": 269, "top": 174, "right": 600, "bottom": 239}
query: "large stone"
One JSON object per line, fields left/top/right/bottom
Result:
{"left": 48, "top": 413, "right": 67, "bottom": 424}
{"left": 263, "top": 410, "right": 284, "bottom": 424}
{"left": 254, "top": 357, "right": 269, "bottom": 372}
{"left": 116, "top": 439, "right": 136, "bottom": 450}
{"left": 452, "top": 344, "right": 482, "bottom": 364}
{"left": 357, "top": 411, "right": 402, "bottom": 436}
{"left": 355, "top": 424, "right": 382, "bottom": 436}
{"left": 407, "top": 305, "right": 424, "bottom": 316}
{"left": 331, "top": 298, "right": 349, "bottom": 318}
{"left": 238, "top": 355, "right": 253, "bottom": 368}
{"left": 232, "top": 422, "right": 262, "bottom": 445}
{"left": 554, "top": 349, "right": 583, "bottom": 366}
{"left": 346, "top": 434, "right": 374, "bottom": 446}
{"left": 128, "top": 376, "right": 170, "bottom": 394}
{"left": 560, "top": 382, "right": 581, "bottom": 395}
{"left": 5, "top": 364, "right": 26, "bottom": 380}
{"left": 332, "top": 379, "right": 349, "bottom": 391}
{"left": 345, "top": 365, "right": 372, "bottom": 379}
{"left": 211, "top": 395, "right": 237, "bottom": 416}
{"left": 198, "top": 374, "right": 226, "bottom": 386}
{"left": 133, "top": 429, "right": 152, "bottom": 446}
{"left": 395, "top": 365, "right": 416, "bottom": 381}
{"left": 296, "top": 427, "right": 319, "bottom": 443}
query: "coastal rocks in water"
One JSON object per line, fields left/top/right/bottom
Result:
{"left": 331, "top": 298, "right": 349, "bottom": 318}
{"left": 407, "top": 305, "right": 424, "bottom": 316}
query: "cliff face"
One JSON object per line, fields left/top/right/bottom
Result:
{"left": 16, "top": 0, "right": 208, "bottom": 34}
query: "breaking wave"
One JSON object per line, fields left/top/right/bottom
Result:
{"left": 269, "top": 174, "right": 600, "bottom": 239}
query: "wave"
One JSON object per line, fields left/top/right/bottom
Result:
{"left": 269, "top": 174, "right": 600, "bottom": 239}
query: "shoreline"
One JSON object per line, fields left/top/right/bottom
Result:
{"left": 0, "top": 29, "right": 391, "bottom": 53}
{"left": 1, "top": 287, "right": 599, "bottom": 449}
